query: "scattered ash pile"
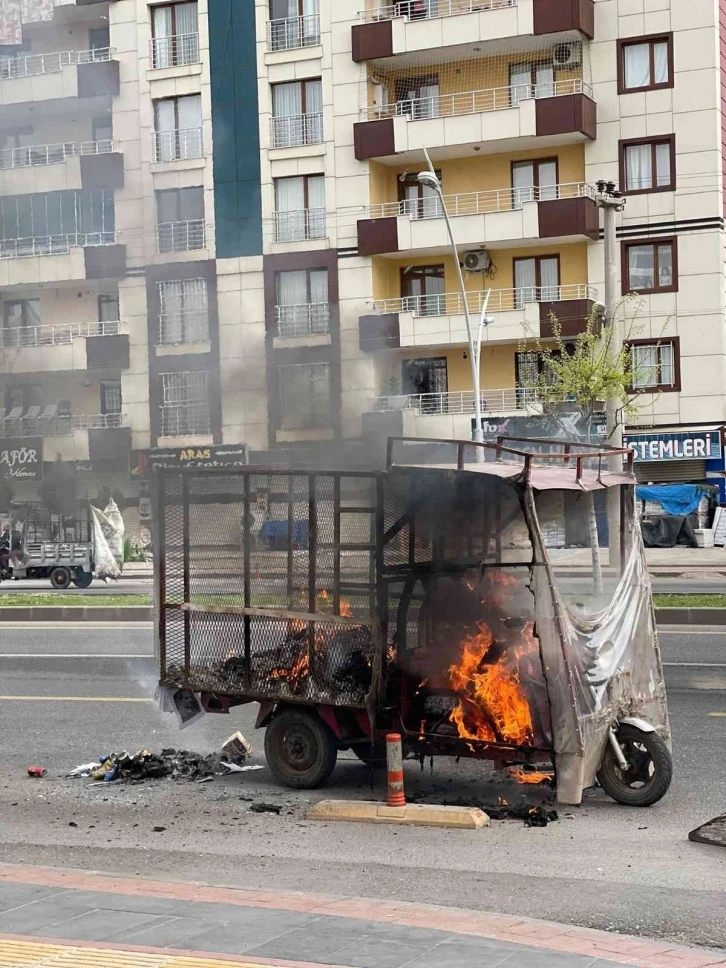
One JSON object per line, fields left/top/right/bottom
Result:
{"left": 68, "top": 748, "right": 239, "bottom": 783}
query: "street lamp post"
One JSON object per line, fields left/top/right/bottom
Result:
{"left": 417, "top": 152, "right": 493, "bottom": 447}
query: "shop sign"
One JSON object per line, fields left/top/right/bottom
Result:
{"left": 0, "top": 438, "right": 43, "bottom": 480}
{"left": 130, "top": 445, "right": 248, "bottom": 477}
{"left": 624, "top": 430, "right": 723, "bottom": 462}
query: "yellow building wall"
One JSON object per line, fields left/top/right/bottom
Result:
{"left": 376, "top": 344, "right": 534, "bottom": 395}
{"left": 369, "top": 145, "right": 585, "bottom": 207}
{"left": 371, "top": 243, "right": 589, "bottom": 301}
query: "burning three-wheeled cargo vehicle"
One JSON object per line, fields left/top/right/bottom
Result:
{"left": 154, "top": 436, "right": 672, "bottom": 807}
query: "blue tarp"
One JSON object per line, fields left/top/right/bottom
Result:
{"left": 636, "top": 484, "right": 708, "bottom": 517}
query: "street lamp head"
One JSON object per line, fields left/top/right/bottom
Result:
{"left": 417, "top": 170, "right": 440, "bottom": 189}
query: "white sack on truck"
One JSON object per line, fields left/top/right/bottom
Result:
{"left": 91, "top": 505, "right": 122, "bottom": 579}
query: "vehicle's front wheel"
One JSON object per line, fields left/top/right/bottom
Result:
{"left": 49, "top": 567, "right": 72, "bottom": 589}
{"left": 597, "top": 724, "right": 672, "bottom": 807}
{"left": 72, "top": 570, "right": 93, "bottom": 588}
{"left": 264, "top": 706, "right": 337, "bottom": 789}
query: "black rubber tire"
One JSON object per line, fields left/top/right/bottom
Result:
{"left": 72, "top": 570, "right": 93, "bottom": 589}
{"left": 264, "top": 707, "right": 338, "bottom": 789}
{"left": 597, "top": 724, "right": 672, "bottom": 807}
{"left": 351, "top": 742, "right": 387, "bottom": 769}
{"left": 49, "top": 567, "right": 72, "bottom": 589}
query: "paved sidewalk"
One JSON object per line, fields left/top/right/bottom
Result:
{"left": 0, "top": 865, "right": 725, "bottom": 968}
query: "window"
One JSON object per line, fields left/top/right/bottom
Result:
{"left": 401, "top": 358, "right": 448, "bottom": 407}
{"left": 98, "top": 294, "right": 119, "bottom": 323}
{"left": 274, "top": 174, "right": 325, "bottom": 242}
{"left": 268, "top": 0, "right": 320, "bottom": 51}
{"left": 151, "top": 2, "right": 199, "bottom": 68}
{"left": 401, "top": 264, "right": 445, "bottom": 316}
{"left": 155, "top": 186, "right": 204, "bottom": 252}
{"left": 89, "top": 26, "right": 110, "bottom": 52}
{"left": 5, "top": 383, "right": 42, "bottom": 414}
{"left": 629, "top": 339, "right": 679, "bottom": 391}
{"left": 271, "top": 79, "right": 323, "bottom": 148}
{"left": 623, "top": 239, "right": 677, "bottom": 294}
{"left": 153, "top": 95, "right": 202, "bottom": 161}
{"left": 393, "top": 74, "right": 440, "bottom": 120}
{"left": 513, "top": 256, "right": 560, "bottom": 308}
{"left": 511, "top": 158, "right": 558, "bottom": 207}
{"left": 92, "top": 115, "right": 113, "bottom": 145}
{"left": 398, "top": 171, "right": 443, "bottom": 219}
{"left": 160, "top": 371, "right": 210, "bottom": 436}
{"left": 618, "top": 35, "right": 672, "bottom": 93}
{"left": 510, "top": 62, "right": 554, "bottom": 106}
{"left": 100, "top": 381, "right": 122, "bottom": 421}
{"left": 0, "top": 190, "right": 114, "bottom": 244}
{"left": 3, "top": 299, "right": 40, "bottom": 344}
{"left": 158, "top": 278, "right": 209, "bottom": 344}
{"left": 278, "top": 361, "right": 331, "bottom": 431}
{"left": 620, "top": 137, "right": 675, "bottom": 194}
{"left": 275, "top": 268, "right": 329, "bottom": 337}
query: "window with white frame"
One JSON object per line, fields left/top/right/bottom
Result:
{"left": 160, "top": 370, "right": 210, "bottom": 436}
{"left": 278, "top": 361, "right": 331, "bottom": 431}
{"left": 271, "top": 79, "right": 323, "bottom": 148}
{"left": 158, "top": 278, "right": 208, "bottom": 345}
{"left": 275, "top": 268, "right": 329, "bottom": 337}
{"left": 630, "top": 341, "right": 676, "bottom": 391}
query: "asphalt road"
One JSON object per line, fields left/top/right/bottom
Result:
{"left": 0, "top": 624, "right": 724, "bottom": 949}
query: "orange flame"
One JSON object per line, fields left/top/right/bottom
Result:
{"left": 447, "top": 618, "right": 537, "bottom": 747}
{"left": 507, "top": 768, "right": 552, "bottom": 785}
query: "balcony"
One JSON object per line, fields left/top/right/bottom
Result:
{"left": 152, "top": 128, "right": 203, "bottom": 163}
{"left": 0, "top": 409, "right": 126, "bottom": 438}
{"left": 267, "top": 14, "right": 321, "bottom": 52}
{"left": 359, "top": 283, "right": 596, "bottom": 349}
{"left": 0, "top": 321, "right": 129, "bottom": 374}
{"left": 352, "top": 0, "right": 594, "bottom": 62}
{"left": 273, "top": 209, "right": 327, "bottom": 244}
{"left": 0, "top": 47, "right": 120, "bottom": 103}
{"left": 364, "top": 385, "right": 542, "bottom": 439}
{"left": 270, "top": 113, "right": 324, "bottom": 150}
{"left": 353, "top": 78, "right": 596, "bottom": 161}
{"left": 358, "top": 182, "right": 598, "bottom": 255}
{"left": 0, "top": 140, "right": 124, "bottom": 194}
{"left": 0, "top": 236, "right": 125, "bottom": 287}
{"left": 0, "top": 139, "right": 113, "bottom": 171}
{"left": 274, "top": 303, "right": 331, "bottom": 343}
{"left": 149, "top": 34, "right": 200, "bottom": 70}
{"left": 156, "top": 220, "right": 206, "bottom": 254}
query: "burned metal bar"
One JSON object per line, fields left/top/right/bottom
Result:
{"left": 333, "top": 475, "right": 341, "bottom": 615}
{"left": 154, "top": 470, "right": 167, "bottom": 680}
{"left": 243, "top": 473, "right": 251, "bottom": 688}
{"left": 182, "top": 474, "right": 191, "bottom": 684}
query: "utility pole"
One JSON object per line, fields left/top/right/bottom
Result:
{"left": 595, "top": 180, "right": 627, "bottom": 572}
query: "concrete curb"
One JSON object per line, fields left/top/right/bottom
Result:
{"left": 0, "top": 605, "right": 719, "bottom": 625}
{"left": 0, "top": 606, "right": 153, "bottom": 623}
{"left": 307, "top": 799, "right": 490, "bottom": 828}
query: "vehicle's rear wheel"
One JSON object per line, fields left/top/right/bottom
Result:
{"left": 597, "top": 724, "right": 672, "bottom": 807}
{"left": 50, "top": 567, "right": 71, "bottom": 589}
{"left": 72, "top": 570, "right": 93, "bottom": 589}
{"left": 264, "top": 706, "right": 337, "bottom": 789}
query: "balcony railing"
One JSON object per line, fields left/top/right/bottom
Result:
{"left": 0, "top": 47, "right": 114, "bottom": 80}
{"left": 366, "top": 182, "right": 594, "bottom": 219}
{"left": 267, "top": 14, "right": 321, "bottom": 52}
{"left": 373, "top": 386, "right": 538, "bottom": 415}
{"left": 160, "top": 403, "right": 211, "bottom": 437}
{"left": 360, "top": 0, "right": 517, "bottom": 22}
{"left": 274, "top": 208, "right": 326, "bottom": 243}
{"left": 360, "top": 78, "right": 591, "bottom": 122}
{"left": 0, "top": 320, "right": 120, "bottom": 349}
{"left": 0, "top": 233, "right": 116, "bottom": 260}
{"left": 0, "top": 139, "right": 114, "bottom": 171}
{"left": 370, "top": 284, "right": 596, "bottom": 316}
{"left": 0, "top": 412, "right": 125, "bottom": 437}
{"left": 153, "top": 128, "right": 203, "bottom": 163}
{"left": 270, "top": 113, "right": 324, "bottom": 149}
{"left": 275, "top": 303, "right": 331, "bottom": 338}
{"left": 149, "top": 33, "right": 200, "bottom": 69}
{"left": 156, "top": 220, "right": 205, "bottom": 253}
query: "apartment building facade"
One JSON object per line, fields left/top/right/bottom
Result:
{"left": 0, "top": 0, "right": 724, "bottom": 537}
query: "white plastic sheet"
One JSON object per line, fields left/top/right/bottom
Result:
{"left": 90, "top": 506, "right": 121, "bottom": 580}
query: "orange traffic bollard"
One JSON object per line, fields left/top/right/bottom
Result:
{"left": 386, "top": 733, "right": 405, "bottom": 808}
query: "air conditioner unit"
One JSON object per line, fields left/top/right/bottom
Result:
{"left": 463, "top": 250, "right": 491, "bottom": 273}
{"left": 552, "top": 42, "right": 581, "bottom": 68}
